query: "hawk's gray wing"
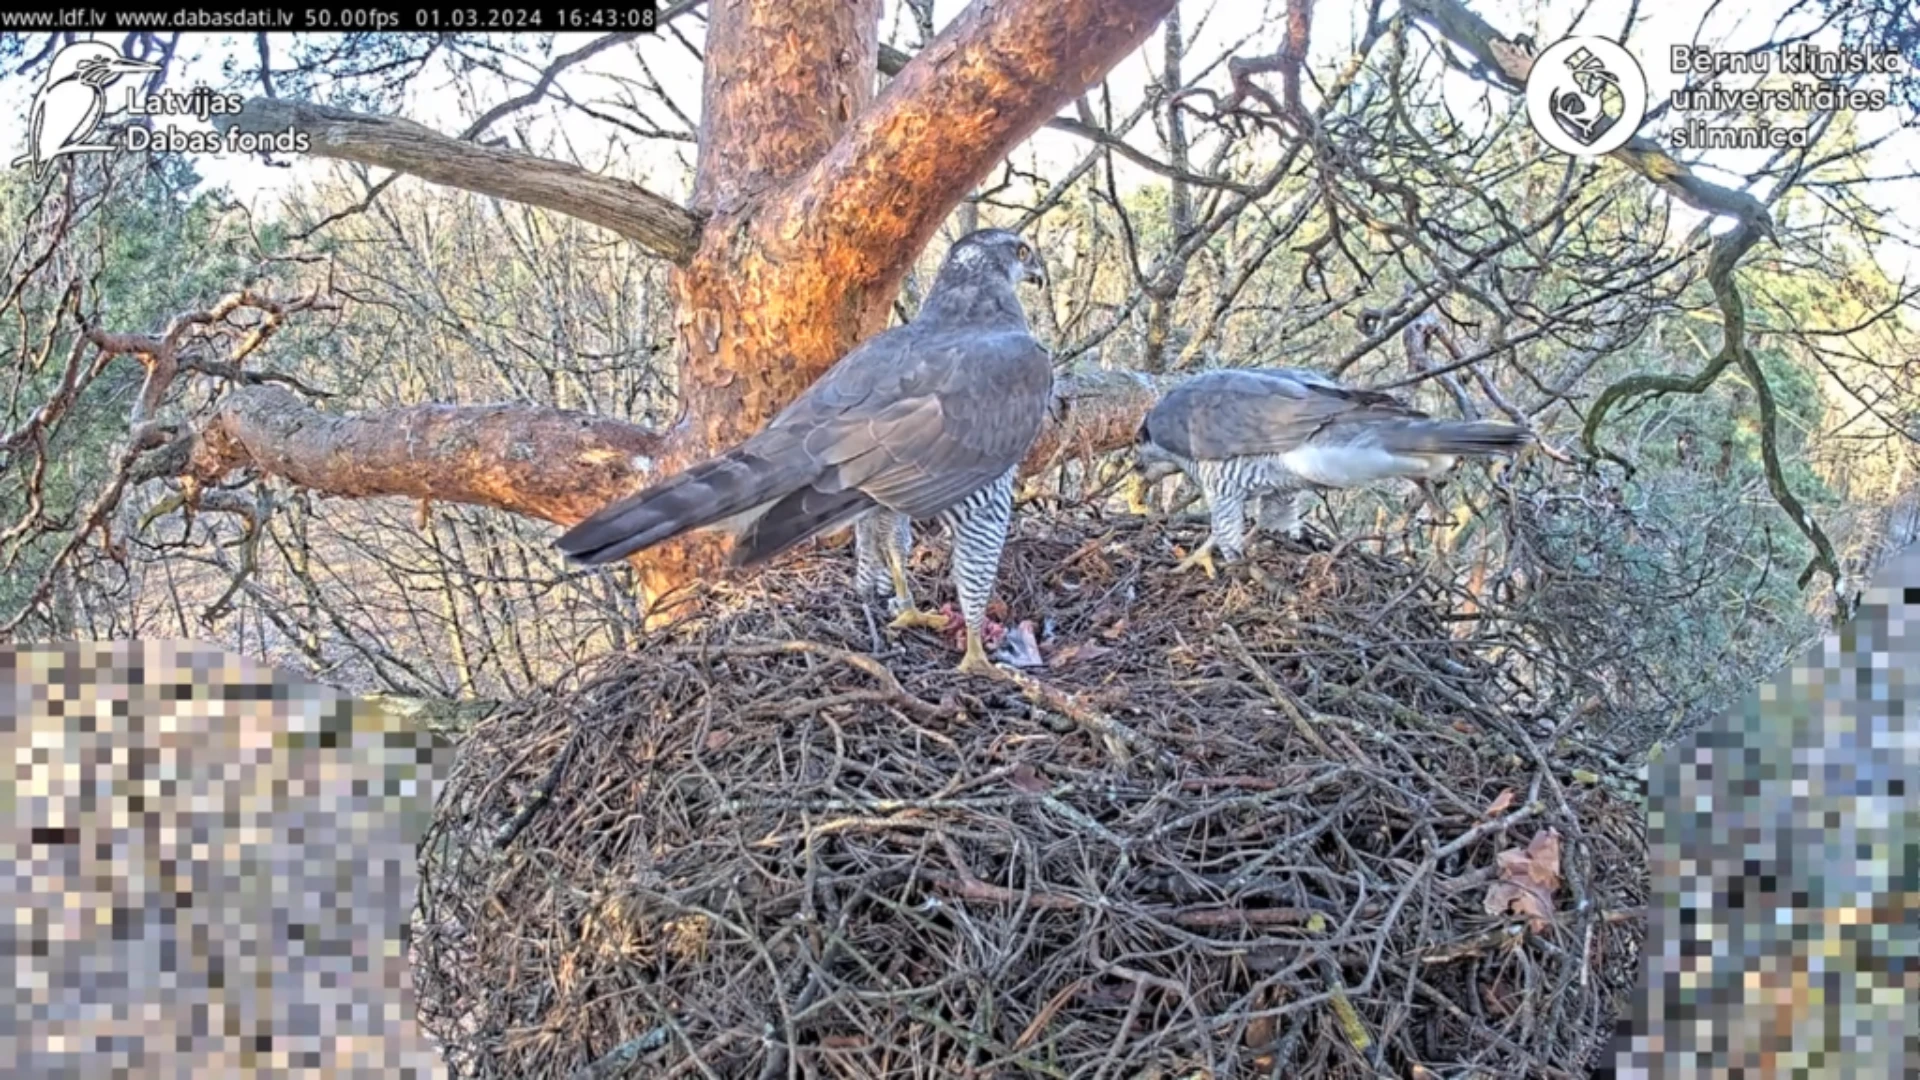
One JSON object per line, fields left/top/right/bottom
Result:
{"left": 557, "top": 228, "right": 1052, "bottom": 572}
{"left": 1146, "top": 369, "right": 1425, "bottom": 461}
{"left": 725, "top": 325, "right": 1053, "bottom": 565}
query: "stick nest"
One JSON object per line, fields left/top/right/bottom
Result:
{"left": 415, "top": 515, "right": 1647, "bottom": 1079}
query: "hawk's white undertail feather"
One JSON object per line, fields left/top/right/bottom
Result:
{"left": 713, "top": 501, "right": 779, "bottom": 538}
{"left": 1277, "top": 444, "right": 1457, "bottom": 487}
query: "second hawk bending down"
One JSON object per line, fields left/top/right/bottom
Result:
{"left": 555, "top": 228, "right": 1053, "bottom": 674}
{"left": 1136, "top": 367, "right": 1531, "bottom": 576}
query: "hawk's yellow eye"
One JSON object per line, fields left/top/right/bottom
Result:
{"left": 1016, "top": 244, "right": 1032, "bottom": 261}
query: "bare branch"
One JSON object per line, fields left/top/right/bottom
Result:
{"left": 168, "top": 387, "right": 663, "bottom": 528}
{"left": 877, "top": 41, "right": 1253, "bottom": 196}
{"left": 214, "top": 99, "right": 704, "bottom": 263}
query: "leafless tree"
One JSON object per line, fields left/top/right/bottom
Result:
{"left": 4, "top": 0, "right": 1916, "bottom": 715}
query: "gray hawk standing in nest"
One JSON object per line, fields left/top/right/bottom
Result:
{"left": 555, "top": 228, "right": 1052, "bottom": 675}
{"left": 1134, "top": 367, "right": 1532, "bottom": 576}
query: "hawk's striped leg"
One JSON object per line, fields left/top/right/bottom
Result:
{"left": 940, "top": 468, "right": 1017, "bottom": 674}
{"left": 852, "top": 512, "right": 886, "bottom": 596}
{"left": 1178, "top": 460, "right": 1248, "bottom": 579}
{"left": 853, "top": 508, "right": 913, "bottom": 610}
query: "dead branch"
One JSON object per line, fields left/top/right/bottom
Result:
{"left": 215, "top": 99, "right": 705, "bottom": 263}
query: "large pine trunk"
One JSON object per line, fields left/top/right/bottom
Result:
{"left": 640, "top": 0, "right": 889, "bottom": 607}
{"left": 634, "top": 0, "right": 1178, "bottom": 610}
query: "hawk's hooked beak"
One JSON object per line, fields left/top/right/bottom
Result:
{"left": 1131, "top": 437, "right": 1177, "bottom": 482}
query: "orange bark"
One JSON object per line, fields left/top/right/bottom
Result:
{"left": 174, "top": 386, "right": 660, "bottom": 526}
{"left": 158, "top": 0, "right": 1182, "bottom": 613}
{"left": 635, "top": 0, "right": 1179, "bottom": 610}
{"left": 641, "top": 0, "right": 887, "bottom": 607}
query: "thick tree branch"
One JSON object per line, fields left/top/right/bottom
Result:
{"left": 165, "top": 387, "right": 662, "bottom": 527}
{"left": 788, "top": 0, "right": 1179, "bottom": 278}
{"left": 215, "top": 99, "right": 703, "bottom": 263}
{"left": 139, "top": 374, "right": 1153, "bottom": 541}
{"left": 1021, "top": 369, "right": 1163, "bottom": 476}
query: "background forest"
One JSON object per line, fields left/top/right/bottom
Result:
{"left": 3, "top": 0, "right": 1918, "bottom": 764}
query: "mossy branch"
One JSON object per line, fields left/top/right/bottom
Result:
{"left": 1401, "top": 0, "right": 1836, "bottom": 600}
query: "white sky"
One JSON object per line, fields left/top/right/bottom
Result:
{"left": 3, "top": 0, "right": 1915, "bottom": 274}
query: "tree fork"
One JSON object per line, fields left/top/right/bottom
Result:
{"left": 200, "top": 0, "right": 1182, "bottom": 612}
{"left": 644, "top": 0, "right": 1180, "bottom": 609}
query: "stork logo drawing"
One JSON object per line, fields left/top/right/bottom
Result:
{"left": 12, "top": 42, "right": 161, "bottom": 180}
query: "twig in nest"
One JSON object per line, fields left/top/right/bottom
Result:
{"left": 1420, "top": 923, "right": 1526, "bottom": 964}
{"left": 1323, "top": 962, "right": 1376, "bottom": 1062}
{"left": 1222, "top": 622, "right": 1342, "bottom": 759}
{"left": 663, "top": 638, "right": 953, "bottom": 722}
{"left": 987, "top": 663, "right": 1171, "bottom": 768}
{"left": 923, "top": 870, "right": 1365, "bottom": 928}
{"left": 567, "top": 1027, "right": 670, "bottom": 1079}
{"left": 493, "top": 729, "right": 578, "bottom": 849}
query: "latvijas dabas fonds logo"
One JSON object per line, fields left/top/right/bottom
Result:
{"left": 13, "top": 41, "right": 159, "bottom": 178}
{"left": 1524, "top": 36, "right": 1649, "bottom": 157}
{"left": 13, "top": 40, "right": 309, "bottom": 178}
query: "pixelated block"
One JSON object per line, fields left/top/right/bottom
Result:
{"left": 1614, "top": 547, "right": 1920, "bottom": 1077}
{"left": 0, "top": 641, "right": 452, "bottom": 1079}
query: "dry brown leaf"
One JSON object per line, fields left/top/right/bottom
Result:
{"left": 1483, "top": 827, "right": 1563, "bottom": 932}
{"left": 1524, "top": 828, "right": 1563, "bottom": 881}
{"left": 1483, "top": 787, "right": 1517, "bottom": 818}
{"left": 703, "top": 730, "right": 734, "bottom": 752}
{"left": 1410, "top": 1065, "right": 1441, "bottom": 1080}
{"left": 1245, "top": 986, "right": 1279, "bottom": 1050}
{"left": 1100, "top": 618, "right": 1129, "bottom": 640}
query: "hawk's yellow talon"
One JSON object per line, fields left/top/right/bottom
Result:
{"left": 955, "top": 632, "right": 1001, "bottom": 676}
{"left": 888, "top": 608, "right": 950, "bottom": 632}
{"left": 1174, "top": 542, "right": 1219, "bottom": 580}
{"left": 882, "top": 535, "right": 928, "bottom": 621}
{"left": 1124, "top": 473, "right": 1154, "bottom": 517}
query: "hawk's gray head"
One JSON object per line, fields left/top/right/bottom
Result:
{"left": 941, "top": 228, "right": 1048, "bottom": 289}
{"left": 1132, "top": 416, "right": 1181, "bottom": 480}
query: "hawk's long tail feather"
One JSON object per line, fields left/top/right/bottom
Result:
{"left": 554, "top": 442, "right": 813, "bottom": 565}
{"left": 1365, "top": 420, "right": 1532, "bottom": 456}
{"left": 730, "top": 484, "right": 878, "bottom": 568}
